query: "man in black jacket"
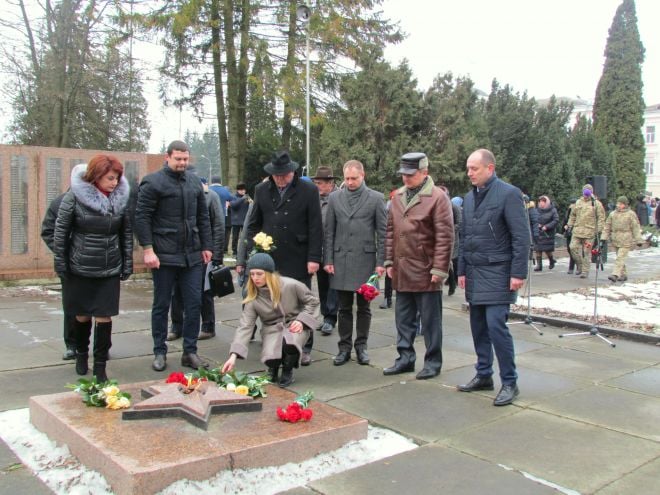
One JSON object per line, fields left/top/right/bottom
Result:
{"left": 41, "top": 193, "right": 76, "bottom": 360}
{"left": 457, "top": 149, "right": 530, "bottom": 406}
{"left": 169, "top": 176, "right": 225, "bottom": 341}
{"left": 239, "top": 151, "right": 323, "bottom": 365}
{"left": 134, "top": 140, "right": 213, "bottom": 372}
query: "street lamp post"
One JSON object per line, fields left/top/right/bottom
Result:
{"left": 198, "top": 155, "right": 212, "bottom": 180}
{"left": 297, "top": 5, "right": 311, "bottom": 176}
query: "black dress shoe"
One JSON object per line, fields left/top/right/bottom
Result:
{"left": 166, "top": 332, "right": 181, "bottom": 341}
{"left": 378, "top": 299, "right": 392, "bottom": 309}
{"left": 493, "top": 384, "right": 519, "bottom": 406}
{"left": 383, "top": 363, "right": 415, "bottom": 375}
{"left": 457, "top": 375, "right": 494, "bottom": 392}
{"left": 62, "top": 348, "right": 76, "bottom": 360}
{"left": 355, "top": 348, "right": 370, "bottom": 365}
{"left": 333, "top": 351, "right": 351, "bottom": 366}
{"left": 181, "top": 353, "right": 209, "bottom": 370}
{"left": 198, "top": 330, "right": 215, "bottom": 340}
{"left": 152, "top": 354, "right": 167, "bottom": 372}
{"left": 300, "top": 352, "right": 312, "bottom": 366}
{"left": 416, "top": 368, "right": 439, "bottom": 380}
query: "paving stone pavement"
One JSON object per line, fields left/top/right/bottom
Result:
{"left": 1, "top": 251, "right": 659, "bottom": 494}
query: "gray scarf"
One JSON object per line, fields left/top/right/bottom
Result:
{"left": 345, "top": 182, "right": 366, "bottom": 212}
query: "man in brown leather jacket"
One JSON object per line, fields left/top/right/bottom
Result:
{"left": 383, "top": 152, "right": 454, "bottom": 379}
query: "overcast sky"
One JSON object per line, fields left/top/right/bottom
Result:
{"left": 382, "top": 0, "right": 659, "bottom": 103}
{"left": 1, "top": 0, "right": 657, "bottom": 153}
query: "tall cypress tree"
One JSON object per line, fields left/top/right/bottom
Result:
{"left": 592, "top": 0, "right": 646, "bottom": 200}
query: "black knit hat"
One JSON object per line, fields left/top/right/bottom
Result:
{"left": 247, "top": 253, "right": 276, "bottom": 273}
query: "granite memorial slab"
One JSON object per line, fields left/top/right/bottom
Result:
{"left": 29, "top": 380, "right": 368, "bottom": 495}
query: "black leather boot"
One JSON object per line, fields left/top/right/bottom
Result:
{"left": 548, "top": 256, "right": 556, "bottom": 270}
{"left": 93, "top": 321, "right": 112, "bottom": 383}
{"left": 265, "top": 359, "right": 281, "bottom": 383}
{"left": 534, "top": 257, "right": 542, "bottom": 271}
{"left": 76, "top": 353, "right": 89, "bottom": 376}
{"left": 74, "top": 319, "right": 92, "bottom": 375}
{"left": 279, "top": 351, "right": 298, "bottom": 388}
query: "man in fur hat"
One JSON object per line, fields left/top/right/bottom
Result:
{"left": 239, "top": 151, "right": 323, "bottom": 365}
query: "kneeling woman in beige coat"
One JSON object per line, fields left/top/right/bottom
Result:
{"left": 222, "top": 253, "right": 320, "bottom": 387}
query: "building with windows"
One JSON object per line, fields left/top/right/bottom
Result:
{"left": 564, "top": 100, "right": 660, "bottom": 198}
{"left": 644, "top": 104, "right": 659, "bottom": 198}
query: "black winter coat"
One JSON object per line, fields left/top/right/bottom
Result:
{"left": 245, "top": 174, "right": 322, "bottom": 281}
{"left": 458, "top": 174, "right": 530, "bottom": 305}
{"left": 134, "top": 165, "right": 212, "bottom": 267}
{"left": 53, "top": 165, "right": 133, "bottom": 278}
{"left": 534, "top": 204, "right": 559, "bottom": 252}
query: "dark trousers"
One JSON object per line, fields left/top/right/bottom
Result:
{"left": 231, "top": 225, "right": 243, "bottom": 255}
{"left": 299, "top": 274, "right": 314, "bottom": 354}
{"left": 224, "top": 222, "right": 231, "bottom": 253}
{"left": 336, "top": 290, "right": 371, "bottom": 352}
{"left": 170, "top": 263, "right": 215, "bottom": 334}
{"left": 393, "top": 291, "right": 443, "bottom": 372}
{"left": 151, "top": 264, "right": 203, "bottom": 356}
{"left": 468, "top": 304, "right": 517, "bottom": 385}
{"left": 60, "top": 276, "right": 76, "bottom": 349}
{"left": 383, "top": 273, "right": 392, "bottom": 302}
{"left": 316, "top": 267, "right": 337, "bottom": 326}
{"left": 64, "top": 313, "right": 76, "bottom": 349}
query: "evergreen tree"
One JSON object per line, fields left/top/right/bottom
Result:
{"left": 592, "top": 0, "right": 645, "bottom": 200}
{"left": 317, "top": 58, "right": 425, "bottom": 192}
{"left": 423, "top": 73, "right": 487, "bottom": 195}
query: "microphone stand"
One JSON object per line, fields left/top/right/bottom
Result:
{"left": 510, "top": 205, "right": 545, "bottom": 335}
{"left": 559, "top": 196, "right": 615, "bottom": 347}
{"left": 510, "top": 246, "right": 545, "bottom": 335}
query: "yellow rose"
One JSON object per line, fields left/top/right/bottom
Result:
{"left": 254, "top": 233, "right": 266, "bottom": 245}
{"left": 235, "top": 385, "right": 249, "bottom": 396}
{"left": 102, "top": 385, "right": 120, "bottom": 397}
{"left": 263, "top": 246, "right": 271, "bottom": 252}
{"left": 226, "top": 383, "right": 237, "bottom": 391}
{"left": 105, "top": 395, "right": 119, "bottom": 408}
{"left": 265, "top": 236, "right": 273, "bottom": 245}
{"left": 116, "top": 397, "right": 131, "bottom": 409}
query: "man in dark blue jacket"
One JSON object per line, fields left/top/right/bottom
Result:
{"left": 457, "top": 149, "right": 530, "bottom": 406}
{"left": 135, "top": 140, "right": 213, "bottom": 372}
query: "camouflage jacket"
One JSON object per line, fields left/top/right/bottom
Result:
{"left": 567, "top": 197, "right": 606, "bottom": 238}
{"left": 601, "top": 207, "right": 642, "bottom": 248}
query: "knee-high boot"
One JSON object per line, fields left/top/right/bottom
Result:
{"left": 93, "top": 321, "right": 112, "bottom": 383}
{"left": 548, "top": 254, "right": 556, "bottom": 270}
{"left": 74, "top": 319, "right": 92, "bottom": 375}
{"left": 534, "top": 257, "right": 543, "bottom": 272}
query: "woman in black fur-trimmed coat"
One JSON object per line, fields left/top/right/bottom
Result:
{"left": 533, "top": 195, "right": 559, "bottom": 271}
{"left": 53, "top": 156, "right": 133, "bottom": 382}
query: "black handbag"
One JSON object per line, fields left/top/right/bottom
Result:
{"left": 208, "top": 265, "right": 235, "bottom": 298}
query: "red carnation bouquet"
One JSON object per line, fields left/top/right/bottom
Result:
{"left": 277, "top": 390, "right": 314, "bottom": 423}
{"left": 356, "top": 273, "right": 380, "bottom": 302}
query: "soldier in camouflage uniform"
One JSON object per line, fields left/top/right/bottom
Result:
{"left": 600, "top": 196, "right": 642, "bottom": 282}
{"left": 567, "top": 184, "right": 606, "bottom": 279}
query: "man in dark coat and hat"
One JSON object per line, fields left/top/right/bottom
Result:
{"left": 239, "top": 151, "right": 323, "bottom": 365}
